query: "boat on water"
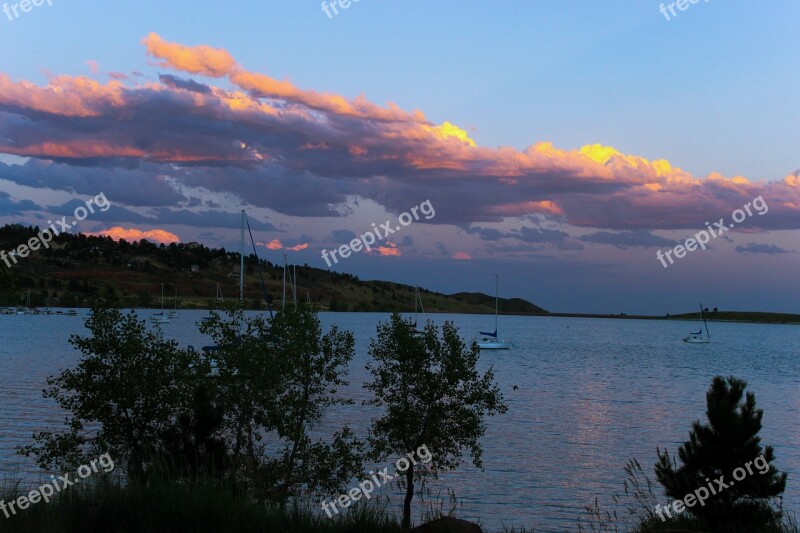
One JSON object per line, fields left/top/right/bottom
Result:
{"left": 408, "top": 285, "right": 425, "bottom": 337}
{"left": 150, "top": 284, "right": 171, "bottom": 325}
{"left": 684, "top": 303, "right": 711, "bottom": 343}
{"left": 201, "top": 284, "right": 225, "bottom": 325}
{"left": 193, "top": 210, "right": 275, "bottom": 356}
{"left": 476, "top": 274, "right": 513, "bottom": 350}
{"left": 168, "top": 288, "right": 179, "bottom": 319}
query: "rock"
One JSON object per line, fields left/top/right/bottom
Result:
{"left": 409, "top": 516, "right": 484, "bottom": 533}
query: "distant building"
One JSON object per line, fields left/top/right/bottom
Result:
{"left": 191, "top": 264, "right": 200, "bottom": 273}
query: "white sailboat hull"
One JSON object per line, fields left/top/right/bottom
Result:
{"left": 477, "top": 339, "right": 513, "bottom": 350}
{"left": 683, "top": 335, "right": 709, "bottom": 343}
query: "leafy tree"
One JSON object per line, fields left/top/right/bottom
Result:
{"left": 0, "top": 265, "right": 17, "bottom": 305}
{"left": 159, "top": 382, "right": 229, "bottom": 477}
{"left": 655, "top": 376, "right": 787, "bottom": 532}
{"left": 201, "top": 304, "right": 362, "bottom": 505}
{"left": 20, "top": 306, "right": 207, "bottom": 478}
{"left": 365, "top": 314, "right": 508, "bottom": 530}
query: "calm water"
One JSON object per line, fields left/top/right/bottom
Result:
{"left": 0, "top": 311, "right": 798, "bottom": 532}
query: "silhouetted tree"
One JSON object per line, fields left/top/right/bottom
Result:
{"left": 365, "top": 314, "right": 507, "bottom": 530}
{"left": 655, "top": 376, "right": 787, "bottom": 532}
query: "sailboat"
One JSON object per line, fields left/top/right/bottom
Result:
{"left": 195, "top": 210, "right": 275, "bottom": 354}
{"left": 168, "top": 288, "right": 179, "bottom": 319}
{"left": 17, "top": 289, "right": 34, "bottom": 314}
{"left": 683, "top": 303, "right": 710, "bottom": 343}
{"left": 408, "top": 285, "right": 425, "bottom": 337}
{"left": 476, "top": 274, "right": 513, "bottom": 350}
{"left": 202, "top": 284, "right": 224, "bottom": 325}
{"left": 150, "top": 284, "right": 171, "bottom": 324}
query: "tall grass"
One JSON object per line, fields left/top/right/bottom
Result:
{"left": 576, "top": 459, "right": 798, "bottom": 533}
{"left": 0, "top": 476, "right": 402, "bottom": 533}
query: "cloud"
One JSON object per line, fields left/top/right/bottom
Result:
{"left": 260, "top": 238, "right": 310, "bottom": 252}
{"left": 0, "top": 191, "right": 38, "bottom": 215}
{"left": 330, "top": 229, "right": 356, "bottom": 242}
{"left": 0, "top": 34, "right": 797, "bottom": 236}
{"left": 579, "top": 230, "right": 677, "bottom": 249}
{"left": 143, "top": 33, "right": 236, "bottom": 78}
{"left": 734, "top": 243, "right": 793, "bottom": 255}
{"left": 158, "top": 74, "right": 212, "bottom": 94}
{"left": 370, "top": 241, "right": 401, "bottom": 257}
{"left": 87, "top": 226, "right": 180, "bottom": 244}
{"left": 452, "top": 251, "right": 472, "bottom": 260}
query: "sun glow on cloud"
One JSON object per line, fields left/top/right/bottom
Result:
{"left": 370, "top": 241, "right": 401, "bottom": 257}
{"left": 87, "top": 227, "right": 180, "bottom": 244}
{"left": 0, "top": 33, "right": 798, "bottom": 234}
{"left": 261, "top": 239, "right": 309, "bottom": 252}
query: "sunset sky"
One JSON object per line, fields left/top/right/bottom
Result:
{"left": 0, "top": 1, "right": 798, "bottom": 313}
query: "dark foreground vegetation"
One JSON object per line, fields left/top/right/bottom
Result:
{"left": 0, "top": 304, "right": 795, "bottom": 532}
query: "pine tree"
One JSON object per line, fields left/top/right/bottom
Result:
{"left": 655, "top": 376, "right": 787, "bottom": 531}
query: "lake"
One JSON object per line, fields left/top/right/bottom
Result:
{"left": 0, "top": 311, "right": 797, "bottom": 532}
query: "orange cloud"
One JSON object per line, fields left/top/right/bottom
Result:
{"left": 0, "top": 74, "right": 127, "bottom": 117}
{"left": 371, "top": 242, "right": 401, "bottom": 257}
{"left": 87, "top": 227, "right": 180, "bottom": 244}
{"left": 143, "top": 33, "right": 236, "bottom": 78}
{"left": 261, "top": 239, "right": 309, "bottom": 252}
{"left": 2, "top": 35, "right": 799, "bottom": 231}
{"left": 452, "top": 252, "right": 472, "bottom": 260}
{"left": 143, "top": 33, "right": 425, "bottom": 124}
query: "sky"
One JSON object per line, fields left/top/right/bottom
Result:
{"left": 0, "top": 0, "right": 798, "bottom": 314}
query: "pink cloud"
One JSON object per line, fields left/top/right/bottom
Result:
{"left": 86, "top": 226, "right": 180, "bottom": 244}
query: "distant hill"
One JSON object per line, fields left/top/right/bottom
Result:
{"left": 669, "top": 310, "right": 800, "bottom": 325}
{"left": 0, "top": 224, "right": 547, "bottom": 315}
{"left": 449, "top": 292, "right": 547, "bottom": 314}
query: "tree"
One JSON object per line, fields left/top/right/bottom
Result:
{"left": 655, "top": 376, "right": 787, "bottom": 531}
{"left": 0, "top": 265, "right": 17, "bottom": 305}
{"left": 365, "top": 314, "right": 507, "bottom": 530}
{"left": 20, "top": 306, "right": 206, "bottom": 478}
{"left": 200, "top": 304, "right": 362, "bottom": 505}
{"left": 159, "top": 382, "right": 229, "bottom": 478}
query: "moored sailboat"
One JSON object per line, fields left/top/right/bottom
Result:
{"left": 683, "top": 303, "right": 711, "bottom": 343}
{"left": 476, "top": 274, "right": 513, "bottom": 350}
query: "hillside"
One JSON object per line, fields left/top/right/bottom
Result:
{"left": 668, "top": 310, "right": 800, "bottom": 325}
{"left": 0, "top": 224, "right": 548, "bottom": 315}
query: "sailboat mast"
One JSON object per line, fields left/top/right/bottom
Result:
{"left": 494, "top": 274, "right": 499, "bottom": 333}
{"left": 239, "top": 210, "right": 245, "bottom": 302}
{"left": 700, "top": 302, "right": 710, "bottom": 338}
{"left": 282, "top": 254, "right": 287, "bottom": 311}
{"left": 415, "top": 285, "right": 419, "bottom": 324}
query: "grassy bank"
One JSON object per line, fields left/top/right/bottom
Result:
{"left": 0, "top": 478, "right": 404, "bottom": 533}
